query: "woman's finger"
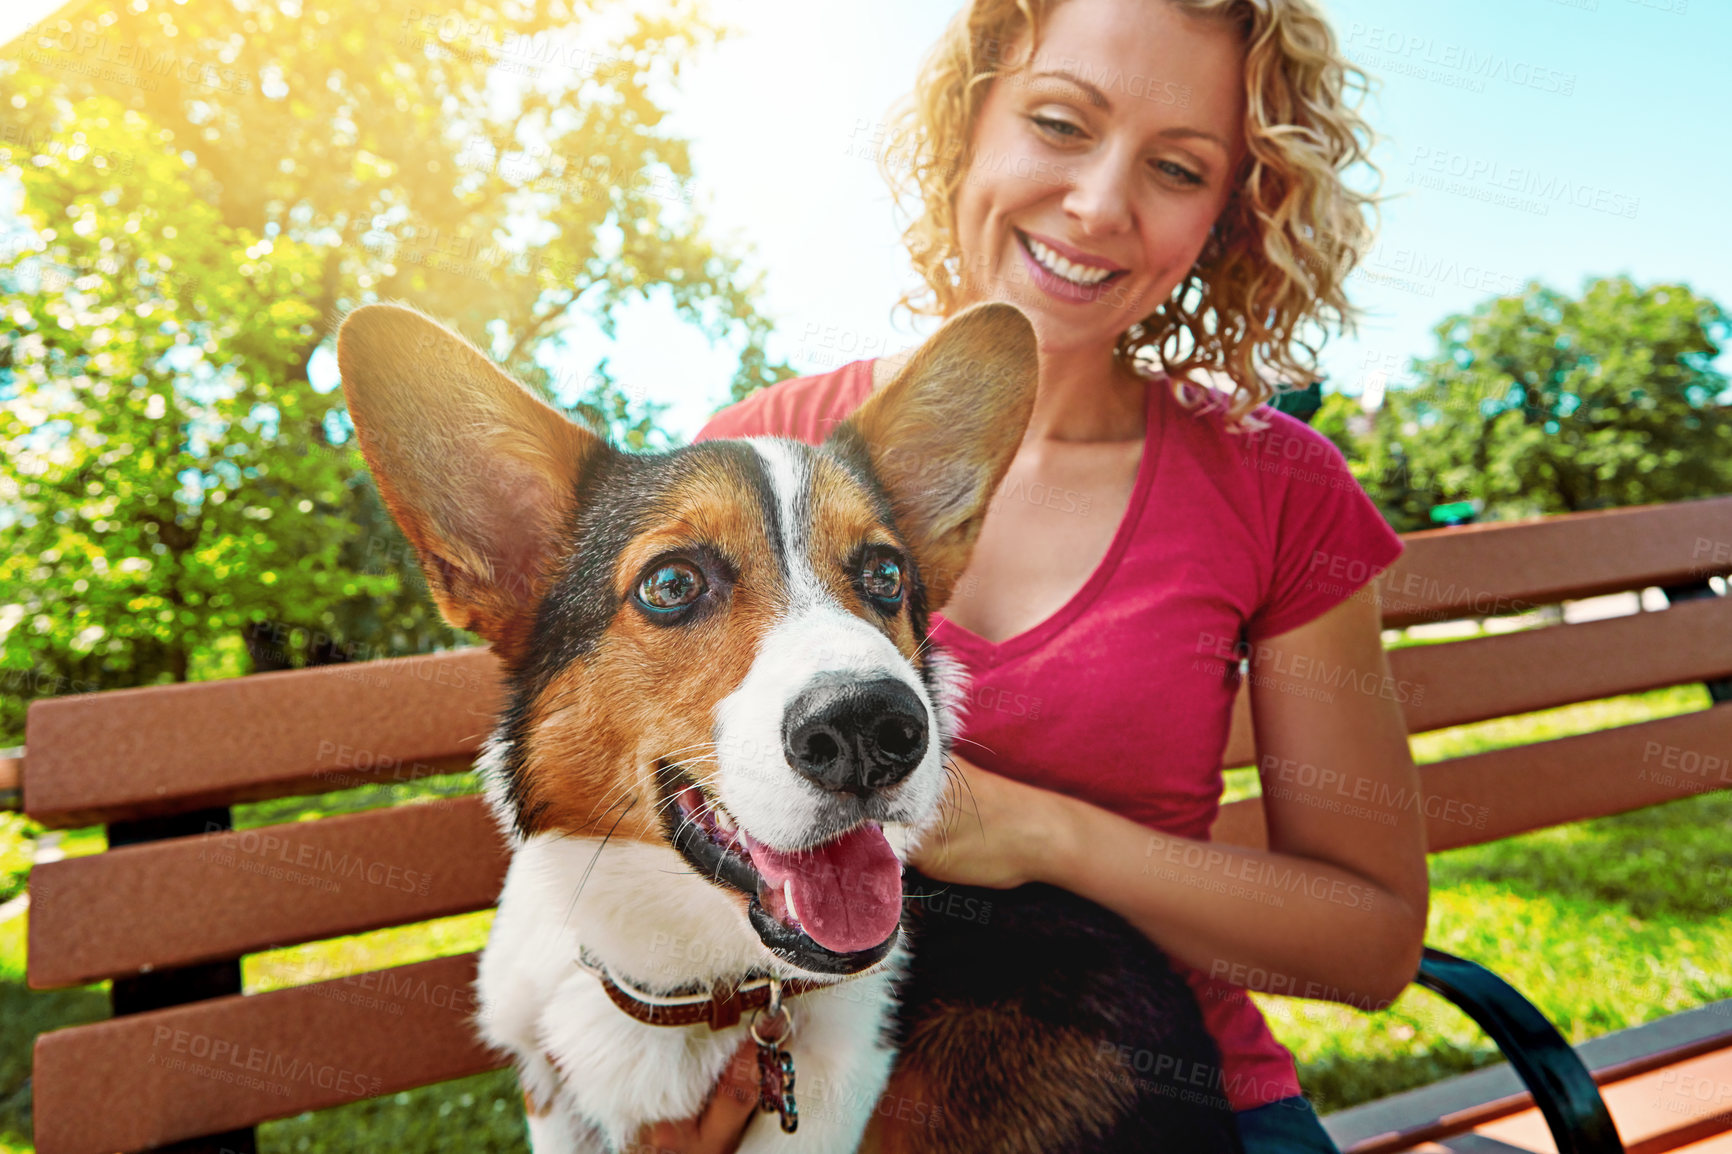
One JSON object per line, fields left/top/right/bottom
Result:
{"left": 696, "top": 1037, "right": 763, "bottom": 1148}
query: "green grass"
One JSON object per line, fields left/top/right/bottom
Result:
{"left": 258, "top": 1074, "right": 530, "bottom": 1152}
{"left": 234, "top": 770, "right": 486, "bottom": 830}
{"left": 0, "top": 910, "right": 109, "bottom": 1152}
{"left": 0, "top": 818, "right": 32, "bottom": 908}
{"left": 4, "top": 684, "right": 1730, "bottom": 1146}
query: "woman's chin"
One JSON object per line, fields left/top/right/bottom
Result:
{"left": 963, "top": 282, "right": 1154, "bottom": 359}
{"left": 1018, "top": 308, "right": 1130, "bottom": 361}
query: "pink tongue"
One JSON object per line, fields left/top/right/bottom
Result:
{"left": 737, "top": 823, "right": 903, "bottom": 954}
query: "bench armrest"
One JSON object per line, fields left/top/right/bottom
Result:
{"left": 1415, "top": 946, "right": 1624, "bottom": 1153}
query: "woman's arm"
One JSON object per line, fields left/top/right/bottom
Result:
{"left": 912, "top": 589, "right": 1430, "bottom": 1010}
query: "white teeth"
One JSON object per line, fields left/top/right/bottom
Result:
{"left": 1025, "top": 236, "right": 1114, "bottom": 287}
{"left": 784, "top": 878, "right": 803, "bottom": 926}
{"left": 715, "top": 808, "right": 735, "bottom": 833}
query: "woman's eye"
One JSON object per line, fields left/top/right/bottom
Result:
{"left": 637, "top": 562, "right": 705, "bottom": 611}
{"left": 1031, "top": 115, "right": 1083, "bottom": 140}
{"left": 1157, "top": 159, "right": 1205, "bottom": 186}
{"left": 862, "top": 552, "right": 904, "bottom": 604}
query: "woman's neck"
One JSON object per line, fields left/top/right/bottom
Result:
{"left": 1026, "top": 347, "right": 1148, "bottom": 444}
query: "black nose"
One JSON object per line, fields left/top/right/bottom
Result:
{"left": 782, "top": 677, "right": 930, "bottom": 795}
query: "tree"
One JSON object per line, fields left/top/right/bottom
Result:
{"left": 0, "top": 116, "right": 382, "bottom": 706}
{"left": 1307, "top": 389, "right": 1366, "bottom": 462}
{"left": 1361, "top": 277, "right": 1732, "bottom": 532}
{"left": 0, "top": 0, "right": 794, "bottom": 744}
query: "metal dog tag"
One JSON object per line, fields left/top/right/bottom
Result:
{"left": 750, "top": 984, "right": 798, "bottom": 1134}
{"left": 755, "top": 1038, "right": 797, "bottom": 1133}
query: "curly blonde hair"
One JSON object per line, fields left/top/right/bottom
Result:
{"left": 878, "top": 0, "right": 1379, "bottom": 426}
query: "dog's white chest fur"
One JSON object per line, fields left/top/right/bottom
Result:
{"left": 472, "top": 750, "right": 915, "bottom": 1153}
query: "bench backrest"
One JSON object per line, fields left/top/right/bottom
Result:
{"left": 20, "top": 495, "right": 1732, "bottom": 1154}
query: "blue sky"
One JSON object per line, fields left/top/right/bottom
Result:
{"left": 6, "top": 0, "right": 1726, "bottom": 437}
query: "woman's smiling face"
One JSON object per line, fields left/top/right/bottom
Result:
{"left": 953, "top": 0, "right": 1248, "bottom": 356}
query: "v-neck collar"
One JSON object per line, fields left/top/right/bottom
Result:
{"left": 929, "top": 376, "right": 1166, "bottom": 666}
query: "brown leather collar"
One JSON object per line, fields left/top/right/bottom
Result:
{"left": 578, "top": 946, "right": 868, "bottom": 1031}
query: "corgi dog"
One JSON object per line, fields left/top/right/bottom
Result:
{"left": 337, "top": 301, "right": 1242, "bottom": 1154}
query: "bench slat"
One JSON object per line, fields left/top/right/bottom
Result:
{"left": 1326, "top": 1000, "right": 1732, "bottom": 1152}
{"left": 1220, "top": 594, "right": 1732, "bottom": 767}
{"left": 31, "top": 952, "right": 505, "bottom": 1154}
{"left": 21, "top": 648, "right": 502, "bottom": 828}
{"left": 1468, "top": 1042, "right": 1732, "bottom": 1153}
{"left": 1212, "top": 705, "right": 1732, "bottom": 853}
{"left": 1388, "top": 594, "right": 1732, "bottom": 734}
{"left": 26, "top": 797, "right": 510, "bottom": 990}
{"left": 1378, "top": 495, "right": 1732, "bottom": 629}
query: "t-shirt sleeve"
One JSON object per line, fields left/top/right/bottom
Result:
{"left": 693, "top": 361, "right": 875, "bottom": 446}
{"left": 1244, "top": 415, "right": 1404, "bottom": 643}
{"left": 693, "top": 393, "right": 770, "bottom": 443}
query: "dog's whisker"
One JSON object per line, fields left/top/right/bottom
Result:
{"left": 651, "top": 781, "right": 728, "bottom": 833}
{"left": 648, "top": 767, "right": 725, "bottom": 813}
{"left": 936, "top": 754, "right": 986, "bottom": 843}
{"left": 561, "top": 793, "right": 638, "bottom": 932}
{"left": 661, "top": 766, "right": 727, "bottom": 802}
{"left": 575, "top": 783, "right": 637, "bottom": 835}
{"left": 693, "top": 796, "right": 751, "bottom": 861}
{"left": 581, "top": 781, "right": 640, "bottom": 832}
{"left": 617, "top": 745, "right": 726, "bottom": 829}
{"left": 656, "top": 741, "right": 721, "bottom": 763}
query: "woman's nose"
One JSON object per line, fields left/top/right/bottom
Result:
{"left": 1062, "top": 150, "right": 1135, "bottom": 237}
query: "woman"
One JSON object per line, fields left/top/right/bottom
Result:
{"left": 637, "top": 0, "right": 1428, "bottom": 1150}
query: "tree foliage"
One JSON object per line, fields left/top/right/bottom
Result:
{"left": 0, "top": 0, "right": 793, "bottom": 744}
{"left": 1356, "top": 277, "right": 1732, "bottom": 532}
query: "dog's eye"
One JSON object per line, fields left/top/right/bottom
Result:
{"left": 637, "top": 562, "right": 705, "bottom": 612}
{"left": 861, "top": 550, "right": 904, "bottom": 605}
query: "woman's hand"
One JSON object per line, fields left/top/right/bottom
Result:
{"left": 907, "top": 752, "right": 1070, "bottom": 889}
{"left": 630, "top": 1037, "right": 760, "bottom": 1154}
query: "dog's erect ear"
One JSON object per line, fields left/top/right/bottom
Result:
{"left": 337, "top": 303, "right": 606, "bottom": 661}
{"left": 830, "top": 302, "right": 1038, "bottom": 610}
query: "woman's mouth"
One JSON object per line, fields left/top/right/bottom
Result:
{"left": 1014, "top": 229, "right": 1128, "bottom": 300}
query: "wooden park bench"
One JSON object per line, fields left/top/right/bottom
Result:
{"left": 11, "top": 493, "right": 1732, "bottom": 1154}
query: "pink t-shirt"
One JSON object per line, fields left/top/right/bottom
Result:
{"left": 695, "top": 358, "right": 1404, "bottom": 1110}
